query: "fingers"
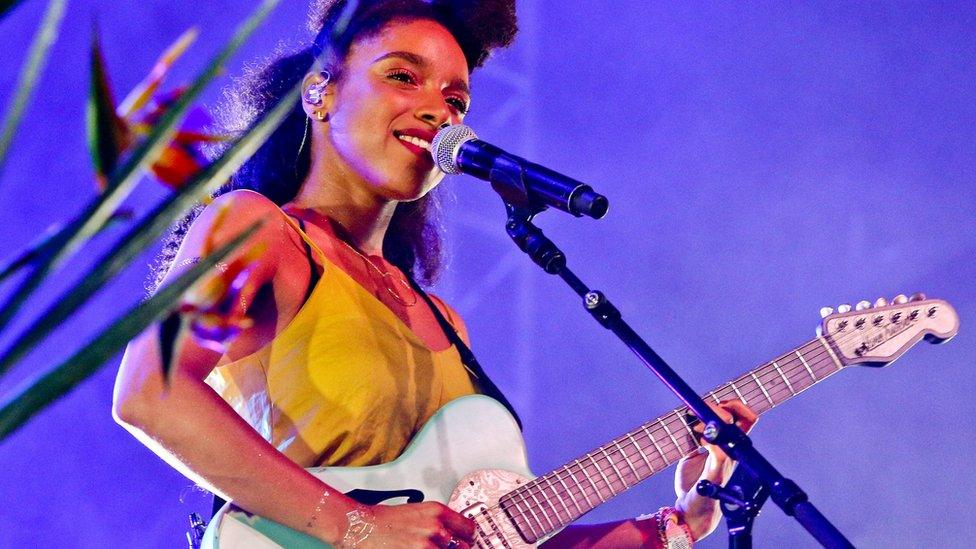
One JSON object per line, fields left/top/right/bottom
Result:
{"left": 720, "top": 399, "right": 758, "bottom": 432}
{"left": 438, "top": 505, "right": 476, "bottom": 541}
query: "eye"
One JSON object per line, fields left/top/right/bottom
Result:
{"left": 386, "top": 69, "right": 417, "bottom": 84}
{"left": 446, "top": 96, "right": 469, "bottom": 115}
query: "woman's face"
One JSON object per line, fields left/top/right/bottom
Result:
{"left": 320, "top": 18, "right": 470, "bottom": 201}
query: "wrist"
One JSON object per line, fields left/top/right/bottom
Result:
{"left": 638, "top": 507, "right": 694, "bottom": 548}
{"left": 334, "top": 504, "right": 377, "bottom": 548}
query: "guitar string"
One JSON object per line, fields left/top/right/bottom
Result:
{"left": 497, "top": 355, "right": 830, "bottom": 536}
{"left": 504, "top": 307, "right": 932, "bottom": 532}
{"left": 504, "top": 336, "right": 840, "bottom": 510}
{"left": 502, "top": 314, "right": 931, "bottom": 532}
{"left": 501, "top": 350, "right": 835, "bottom": 534}
{"left": 507, "top": 337, "right": 846, "bottom": 528}
{"left": 497, "top": 320, "right": 913, "bottom": 532}
{"left": 499, "top": 351, "right": 830, "bottom": 537}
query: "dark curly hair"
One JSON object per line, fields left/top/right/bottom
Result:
{"left": 149, "top": 0, "right": 517, "bottom": 292}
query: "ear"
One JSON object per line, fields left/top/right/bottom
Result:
{"left": 300, "top": 71, "right": 335, "bottom": 121}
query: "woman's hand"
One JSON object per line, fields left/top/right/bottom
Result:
{"left": 347, "top": 502, "right": 477, "bottom": 548}
{"left": 675, "top": 399, "right": 758, "bottom": 541}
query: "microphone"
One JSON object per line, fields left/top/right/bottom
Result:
{"left": 431, "top": 124, "right": 609, "bottom": 219}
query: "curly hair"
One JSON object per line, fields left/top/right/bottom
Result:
{"left": 149, "top": 0, "right": 517, "bottom": 293}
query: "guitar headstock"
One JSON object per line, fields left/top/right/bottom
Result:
{"left": 819, "top": 293, "right": 959, "bottom": 367}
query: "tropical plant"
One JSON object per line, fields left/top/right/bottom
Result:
{"left": 0, "top": 0, "right": 297, "bottom": 440}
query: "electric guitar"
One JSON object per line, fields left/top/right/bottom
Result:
{"left": 202, "top": 296, "right": 958, "bottom": 548}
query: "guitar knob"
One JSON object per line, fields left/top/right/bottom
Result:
{"left": 820, "top": 306, "right": 834, "bottom": 318}
{"left": 855, "top": 300, "right": 871, "bottom": 311}
{"left": 874, "top": 297, "right": 888, "bottom": 308}
{"left": 892, "top": 294, "right": 909, "bottom": 304}
{"left": 837, "top": 303, "right": 852, "bottom": 313}
{"left": 910, "top": 292, "right": 927, "bottom": 302}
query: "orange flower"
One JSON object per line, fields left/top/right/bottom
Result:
{"left": 89, "top": 28, "right": 228, "bottom": 192}
{"left": 178, "top": 203, "right": 266, "bottom": 351}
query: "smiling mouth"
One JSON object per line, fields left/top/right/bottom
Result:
{"left": 394, "top": 131, "right": 431, "bottom": 151}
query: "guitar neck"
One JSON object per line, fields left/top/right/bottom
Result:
{"left": 498, "top": 335, "right": 846, "bottom": 543}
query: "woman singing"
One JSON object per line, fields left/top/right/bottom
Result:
{"left": 113, "top": 0, "right": 755, "bottom": 546}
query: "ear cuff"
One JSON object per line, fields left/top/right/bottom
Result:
{"left": 302, "top": 71, "right": 332, "bottom": 106}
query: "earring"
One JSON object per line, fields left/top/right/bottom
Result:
{"left": 303, "top": 70, "right": 332, "bottom": 106}
{"left": 315, "top": 110, "right": 326, "bottom": 121}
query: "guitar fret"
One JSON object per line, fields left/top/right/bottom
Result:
{"left": 818, "top": 336, "right": 844, "bottom": 370}
{"left": 600, "top": 447, "right": 628, "bottom": 491}
{"left": 508, "top": 493, "right": 541, "bottom": 543}
{"left": 677, "top": 413, "right": 696, "bottom": 441}
{"left": 525, "top": 486, "right": 555, "bottom": 532}
{"left": 644, "top": 426, "right": 668, "bottom": 463}
{"left": 772, "top": 360, "right": 795, "bottom": 396}
{"left": 542, "top": 473, "right": 572, "bottom": 524}
{"left": 729, "top": 381, "right": 748, "bottom": 405}
{"left": 567, "top": 460, "right": 596, "bottom": 508}
{"left": 750, "top": 371, "right": 773, "bottom": 405}
{"left": 554, "top": 470, "right": 584, "bottom": 515}
{"left": 587, "top": 453, "right": 613, "bottom": 500}
{"left": 659, "top": 420, "right": 682, "bottom": 453}
{"left": 796, "top": 350, "right": 817, "bottom": 381}
{"left": 708, "top": 391, "right": 721, "bottom": 403}
{"left": 628, "top": 432, "right": 655, "bottom": 473}
{"left": 613, "top": 440, "right": 639, "bottom": 482}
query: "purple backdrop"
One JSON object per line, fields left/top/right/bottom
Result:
{"left": 1, "top": 1, "right": 973, "bottom": 546}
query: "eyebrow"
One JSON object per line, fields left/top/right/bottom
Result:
{"left": 373, "top": 50, "right": 470, "bottom": 95}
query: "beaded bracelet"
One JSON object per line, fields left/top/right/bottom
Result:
{"left": 637, "top": 507, "right": 693, "bottom": 549}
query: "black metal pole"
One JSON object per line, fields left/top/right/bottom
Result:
{"left": 502, "top": 203, "right": 852, "bottom": 548}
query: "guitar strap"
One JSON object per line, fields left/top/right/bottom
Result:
{"left": 408, "top": 277, "right": 524, "bottom": 431}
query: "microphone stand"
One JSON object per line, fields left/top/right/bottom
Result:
{"left": 697, "top": 465, "right": 768, "bottom": 548}
{"left": 497, "top": 195, "right": 853, "bottom": 547}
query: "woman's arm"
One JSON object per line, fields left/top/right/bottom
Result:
{"left": 540, "top": 400, "right": 757, "bottom": 548}
{"left": 114, "top": 192, "right": 475, "bottom": 546}
{"left": 113, "top": 192, "right": 355, "bottom": 541}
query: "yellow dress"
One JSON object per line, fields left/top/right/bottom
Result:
{"left": 205, "top": 215, "right": 478, "bottom": 468}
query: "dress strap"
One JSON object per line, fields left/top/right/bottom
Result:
{"left": 409, "top": 278, "right": 523, "bottom": 430}
{"left": 294, "top": 218, "right": 322, "bottom": 303}
{"left": 274, "top": 206, "right": 328, "bottom": 262}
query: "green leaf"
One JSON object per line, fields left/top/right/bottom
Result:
{"left": 0, "top": 83, "right": 297, "bottom": 378}
{"left": 0, "top": 0, "right": 67, "bottom": 180}
{"left": 86, "top": 22, "right": 130, "bottom": 189}
{"left": 157, "top": 310, "right": 184, "bottom": 379}
{"left": 0, "top": 0, "right": 280, "bottom": 340}
{"left": 0, "top": 210, "right": 130, "bottom": 287}
{"left": 0, "top": 0, "right": 28, "bottom": 21}
{"left": 0, "top": 221, "right": 261, "bottom": 441}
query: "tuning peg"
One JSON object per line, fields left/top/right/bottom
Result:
{"left": 837, "top": 303, "right": 852, "bottom": 313}
{"left": 892, "top": 294, "right": 908, "bottom": 304}
{"left": 855, "top": 300, "right": 872, "bottom": 311}
{"left": 874, "top": 296, "right": 888, "bottom": 308}
{"left": 820, "top": 306, "right": 834, "bottom": 318}
{"left": 910, "top": 292, "right": 927, "bottom": 302}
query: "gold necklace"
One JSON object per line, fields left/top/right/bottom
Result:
{"left": 335, "top": 238, "right": 418, "bottom": 307}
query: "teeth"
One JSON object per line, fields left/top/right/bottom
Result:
{"left": 397, "top": 133, "right": 430, "bottom": 151}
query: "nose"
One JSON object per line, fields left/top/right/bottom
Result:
{"left": 415, "top": 92, "right": 455, "bottom": 127}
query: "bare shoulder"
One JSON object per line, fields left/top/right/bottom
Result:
{"left": 194, "top": 189, "right": 283, "bottom": 235}
{"left": 163, "top": 190, "right": 292, "bottom": 286}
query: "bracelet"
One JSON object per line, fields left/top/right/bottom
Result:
{"left": 338, "top": 505, "right": 376, "bottom": 548}
{"left": 650, "top": 507, "right": 694, "bottom": 549}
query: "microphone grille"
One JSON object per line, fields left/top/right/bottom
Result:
{"left": 431, "top": 124, "right": 478, "bottom": 175}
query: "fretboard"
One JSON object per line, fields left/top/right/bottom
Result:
{"left": 498, "top": 336, "right": 846, "bottom": 543}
